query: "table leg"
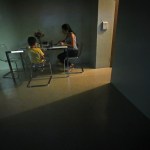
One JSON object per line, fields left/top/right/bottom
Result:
{"left": 66, "top": 48, "right": 69, "bottom": 76}
{"left": 20, "top": 53, "right": 25, "bottom": 71}
{"left": 5, "top": 51, "right": 16, "bottom": 84}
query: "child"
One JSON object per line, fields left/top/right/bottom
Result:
{"left": 27, "top": 36, "right": 45, "bottom": 64}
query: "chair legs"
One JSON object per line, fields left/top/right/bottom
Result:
{"left": 27, "top": 62, "right": 52, "bottom": 88}
{"left": 64, "top": 57, "right": 84, "bottom": 75}
{"left": 3, "top": 61, "right": 19, "bottom": 79}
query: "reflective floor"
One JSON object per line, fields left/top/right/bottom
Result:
{"left": 0, "top": 68, "right": 150, "bottom": 150}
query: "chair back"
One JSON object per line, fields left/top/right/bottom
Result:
{"left": 0, "top": 44, "right": 8, "bottom": 61}
{"left": 22, "top": 48, "right": 32, "bottom": 65}
{"left": 77, "top": 43, "right": 83, "bottom": 57}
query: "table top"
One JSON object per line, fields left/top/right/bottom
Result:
{"left": 6, "top": 45, "right": 68, "bottom": 54}
{"left": 6, "top": 48, "right": 25, "bottom": 54}
{"left": 45, "top": 45, "right": 68, "bottom": 50}
{"left": 10, "top": 50, "right": 24, "bottom": 53}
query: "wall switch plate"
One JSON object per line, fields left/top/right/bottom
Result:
{"left": 102, "top": 21, "right": 108, "bottom": 30}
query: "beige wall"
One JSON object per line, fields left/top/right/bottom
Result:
{"left": 96, "top": 0, "right": 115, "bottom": 68}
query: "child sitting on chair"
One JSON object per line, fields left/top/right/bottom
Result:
{"left": 27, "top": 36, "right": 45, "bottom": 64}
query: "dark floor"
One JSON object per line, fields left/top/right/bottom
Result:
{"left": 0, "top": 83, "right": 150, "bottom": 150}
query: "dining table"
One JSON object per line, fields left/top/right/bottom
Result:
{"left": 5, "top": 45, "right": 68, "bottom": 84}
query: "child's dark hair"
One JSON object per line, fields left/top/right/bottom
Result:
{"left": 28, "top": 36, "right": 37, "bottom": 46}
{"left": 62, "top": 24, "right": 75, "bottom": 34}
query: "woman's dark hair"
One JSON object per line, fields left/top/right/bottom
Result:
{"left": 62, "top": 24, "right": 75, "bottom": 34}
{"left": 28, "top": 36, "right": 37, "bottom": 46}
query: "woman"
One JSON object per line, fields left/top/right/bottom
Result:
{"left": 57, "top": 24, "right": 78, "bottom": 67}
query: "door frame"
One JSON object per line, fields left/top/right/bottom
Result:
{"left": 110, "top": 0, "right": 119, "bottom": 66}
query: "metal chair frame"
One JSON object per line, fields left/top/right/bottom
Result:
{"left": 26, "top": 50, "right": 52, "bottom": 88}
{"left": 27, "top": 62, "right": 52, "bottom": 88}
{"left": 64, "top": 43, "right": 84, "bottom": 74}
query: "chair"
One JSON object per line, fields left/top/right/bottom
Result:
{"left": 0, "top": 44, "right": 19, "bottom": 78}
{"left": 64, "top": 43, "right": 84, "bottom": 74}
{"left": 26, "top": 49, "right": 52, "bottom": 88}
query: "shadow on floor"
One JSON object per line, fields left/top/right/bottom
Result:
{"left": 0, "top": 84, "right": 150, "bottom": 150}
{"left": 0, "top": 69, "right": 29, "bottom": 89}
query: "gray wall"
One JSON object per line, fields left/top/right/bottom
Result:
{"left": 0, "top": 0, "right": 98, "bottom": 70}
{"left": 0, "top": 0, "right": 20, "bottom": 69}
{"left": 111, "top": 1, "right": 150, "bottom": 118}
{"left": 89, "top": 1, "right": 98, "bottom": 68}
